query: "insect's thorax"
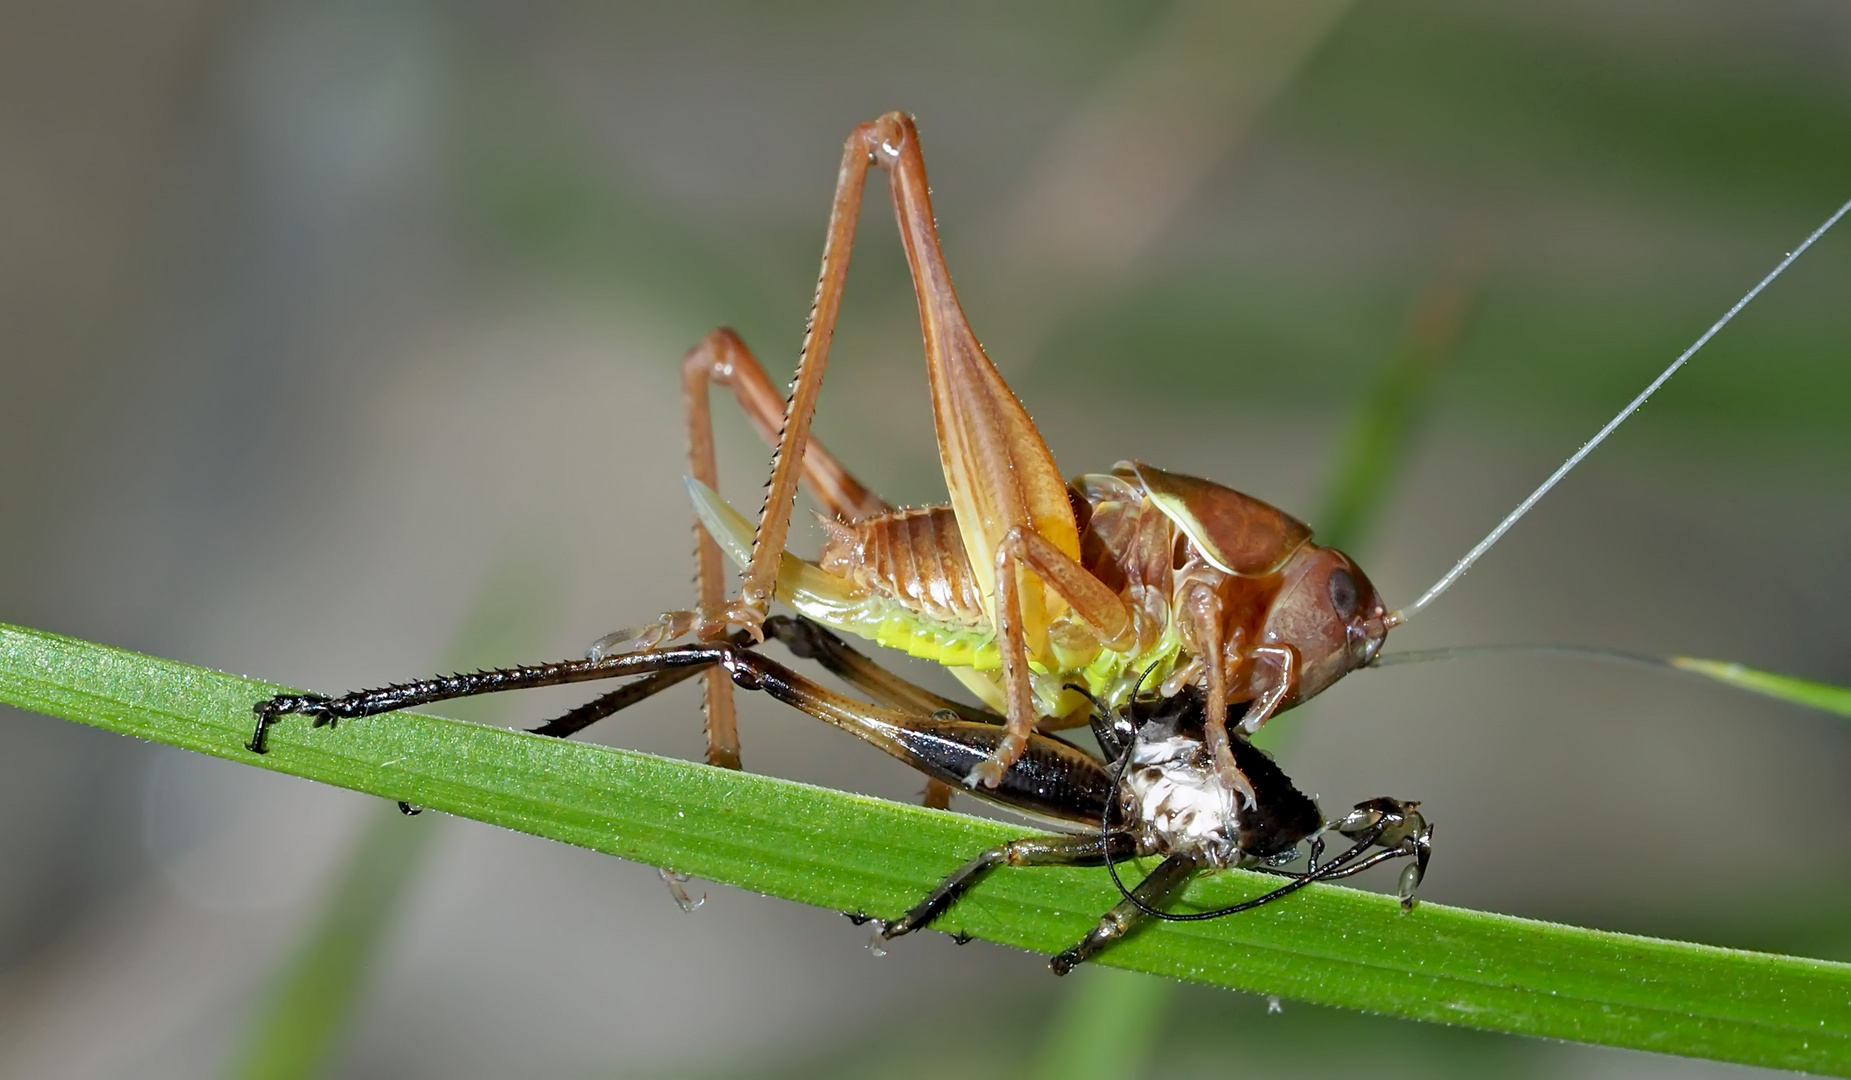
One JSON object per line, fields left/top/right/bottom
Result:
{"left": 1069, "top": 471, "right": 1284, "bottom": 708}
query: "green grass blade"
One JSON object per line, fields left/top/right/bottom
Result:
{"left": 1672, "top": 657, "right": 1851, "bottom": 720}
{"left": 4, "top": 622, "right": 1851, "bottom": 1074}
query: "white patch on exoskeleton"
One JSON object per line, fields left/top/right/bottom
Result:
{"left": 1121, "top": 734, "right": 1248, "bottom": 867}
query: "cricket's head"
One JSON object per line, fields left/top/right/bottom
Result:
{"left": 1262, "top": 545, "right": 1391, "bottom": 703}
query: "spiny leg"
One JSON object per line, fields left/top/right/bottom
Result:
{"left": 681, "top": 329, "right": 895, "bottom": 770}
{"left": 881, "top": 831, "right": 1142, "bottom": 942}
{"left": 723, "top": 110, "right": 1070, "bottom": 621}
{"left": 270, "top": 653, "right": 720, "bottom": 815}
{"left": 726, "top": 123, "right": 882, "bottom": 626}
{"left": 763, "top": 614, "right": 980, "bottom": 809}
{"left": 717, "top": 116, "right": 1102, "bottom": 797}
{"left": 248, "top": 641, "right": 778, "bottom": 752}
{"left": 558, "top": 620, "right": 982, "bottom": 806}
{"left": 683, "top": 327, "right": 890, "bottom": 526}
{"left": 253, "top": 633, "right": 1114, "bottom": 818}
{"left": 527, "top": 666, "right": 706, "bottom": 740}
{"left": 872, "top": 115, "right": 1099, "bottom": 789}
{"left": 249, "top": 646, "right": 732, "bottom": 752}
{"left": 252, "top": 629, "right": 773, "bottom": 752}
{"left": 1050, "top": 853, "right": 1201, "bottom": 976}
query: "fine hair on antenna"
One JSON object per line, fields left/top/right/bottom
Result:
{"left": 1389, "top": 196, "right": 1851, "bottom": 627}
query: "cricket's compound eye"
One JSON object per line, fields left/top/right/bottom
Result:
{"left": 1333, "top": 558, "right": 1389, "bottom": 668}
{"left": 1328, "top": 568, "right": 1359, "bottom": 620}
{"left": 1262, "top": 548, "right": 1388, "bottom": 703}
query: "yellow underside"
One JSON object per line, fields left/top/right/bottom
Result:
{"left": 687, "top": 477, "right": 1186, "bottom": 719}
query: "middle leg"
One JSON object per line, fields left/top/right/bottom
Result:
{"left": 973, "top": 525, "right": 1139, "bottom": 788}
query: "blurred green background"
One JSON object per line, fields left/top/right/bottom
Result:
{"left": 0, "top": 1, "right": 1846, "bottom": 1076}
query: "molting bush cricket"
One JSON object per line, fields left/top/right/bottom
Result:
{"left": 249, "top": 113, "right": 1849, "bottom": 973}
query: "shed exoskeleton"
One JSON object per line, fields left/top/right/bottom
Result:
{"left": 250, "top": 614, "right": 1430, "bottom": 972}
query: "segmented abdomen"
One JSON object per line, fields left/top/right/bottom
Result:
{"left": 818, "top": 506, "right": 988, "bottom": 628}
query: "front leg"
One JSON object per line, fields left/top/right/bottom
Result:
{"left": 1181, "top": 581, "right": 1258, "bottom": 809}
{"left": 1237, "top": 644, "right": 1299, "bottom": 735}
{"left": 880, "top": 831, "right": 1141, "bottom": 943}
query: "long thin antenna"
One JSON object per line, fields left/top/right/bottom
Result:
{"left": 1391, "top": 197, "right": 1851, "bottom": 625}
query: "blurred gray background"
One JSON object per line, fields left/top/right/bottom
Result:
{"left": 1, "top": 1, "right": 1847, "bottom": 1076}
